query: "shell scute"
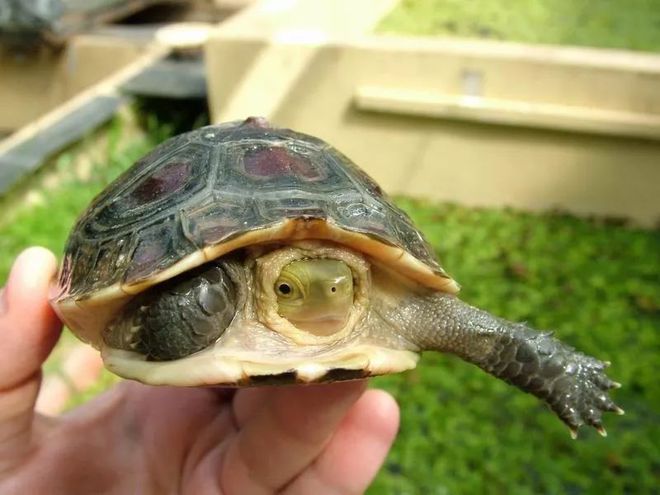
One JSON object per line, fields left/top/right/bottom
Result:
{"left": 226, "top": 141, "right": 337, "bottom": 192}
{"left": 125, "top": 216, "right": 197, "bottom": 284}
{"left": 89, "top": 238, "right": 131, "bottom": 289}
{"left": 333, "top": 195, "right": 390, "bottom": 238}
{"left": 388, "top": 206, "right": 441, "bottom": 270}
{"left": 241, "top": 145, "right": 324, "bottom": 181}
{"left": 88, "top": 143, "right": 212, "bottom": 234}
{"left": 255, "top": 194, "right": 329, "bottom": 223}
{"left": 182, "top": 192, "right": 263, "bottom": 247}
{"left": 126, "top": 158, "right": 192, "bottom": 206}
{"left": 70, "top": 242, "right": 98, "bottom": 295}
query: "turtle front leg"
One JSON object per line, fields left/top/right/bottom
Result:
{"left": 387, "top": 292, "right": 623, "bottom": 437}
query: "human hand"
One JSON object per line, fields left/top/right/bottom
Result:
{"left": 0, "top": 247, "right": 399, "bottom": 494}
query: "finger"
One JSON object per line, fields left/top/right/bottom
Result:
{"left": 284, "top": 389, "right": 399, "bottom": 495}
{"left": 0, "top": 247, "right": 62, "bottom": 473}
{"left": 218, "top": 380, "right": 367, "bottom": 494}
{"left": 61, "top": 343, "right": 103, "bottom": 392}
{"left": 232, "top": 387, "right": 277, "bottom": 427}
{"left": 0, "top": 247, "right": 62, "bottom": 387}
{"left": 35, "top": 343, "right": 103, "bottom": 415}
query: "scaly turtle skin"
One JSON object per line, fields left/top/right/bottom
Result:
{"left": 51, "top": 117, "right": 622, "bottom": 437}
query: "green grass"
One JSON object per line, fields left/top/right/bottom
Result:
{"left": 1, "top": 109, "right": 658, "bottom": 493}
{"left": 377, "top": 0, "right": 660, "bottom": 52}
{"left": 368, "top": 201, "right": 659, "bottom": 494}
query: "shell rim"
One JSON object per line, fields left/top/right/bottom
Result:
{"left": 101, "top": 344, "right": 421, "bottom": 386}
{"left": 53, "top": 218, "right": 459, "bottom": 307}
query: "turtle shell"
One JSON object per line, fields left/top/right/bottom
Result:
{"left": 52, "top": 117, "right": 458, "bottom": 344}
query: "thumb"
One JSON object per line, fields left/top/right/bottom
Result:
{"left": 0, "top": 247, "right": 62, "bottom": 475}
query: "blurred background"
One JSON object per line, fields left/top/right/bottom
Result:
{"left": 0, "top": 0, "right": 658, "bottom": 493}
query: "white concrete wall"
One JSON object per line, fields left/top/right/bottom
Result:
{"left": 206, "top": 1, "right": 660, "bottom": 225}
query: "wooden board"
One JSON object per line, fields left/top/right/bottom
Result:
{"left": 0, "top": 44, "right": 169, "bottom": 194}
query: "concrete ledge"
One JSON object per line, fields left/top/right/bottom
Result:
{"left": 355, "top": 86, "right": 660, "bottom": 141}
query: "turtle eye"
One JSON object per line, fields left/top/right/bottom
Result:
{"left": 275, "top": 276, "right": 301, "bottom": 299}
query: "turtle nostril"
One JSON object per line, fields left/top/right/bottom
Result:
{"left": 331, "top": 286, "right": 336, "bottom": 293}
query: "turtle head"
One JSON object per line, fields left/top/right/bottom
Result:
{"left": 275, "top": 259, "right": 354, "bottom": 336}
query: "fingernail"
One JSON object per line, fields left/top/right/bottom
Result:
{"left": 0, "top": 286, "right": 7, "bottom": 315}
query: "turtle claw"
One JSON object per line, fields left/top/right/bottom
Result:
{"left": 614, "top": 406, "right": 625, "bottom": 415}
{"left": 569, "top": 428, "right": 579, "bottom": 440}
{"left": 505, "top": 334, "right": 623, "bottom": 435}
{"left": 549, "top": 353, "right": 622, "bottom": 436}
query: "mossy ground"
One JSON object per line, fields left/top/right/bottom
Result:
{"left": 378, "top": 0, "right": 660, "bottom": 53}
{"left": 1, "top": 104, "right": 658, "bottom": 493}
{"left": 368, "top": 201, "right": 659, "bottom": 494}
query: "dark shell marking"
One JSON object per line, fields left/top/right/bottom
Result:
{"left": 57, "top": 118, "right": 443, "bottom": 301}
{"left": 235, "top": 368, "right": 371, "bottom": 387}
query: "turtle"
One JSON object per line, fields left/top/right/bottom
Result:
{"left": 51, "top": 116, "right": 622, "bottom": 437}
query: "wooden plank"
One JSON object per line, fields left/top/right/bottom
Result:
{"left": 0, "top": 95, "right": 122, "bottom": 193}
{"left": 0, "top": 44, "right": 169, "bottom": 194}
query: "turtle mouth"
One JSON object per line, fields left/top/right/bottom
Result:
{"left": 286, "top": 317, "right": 350, "bottom": 337}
